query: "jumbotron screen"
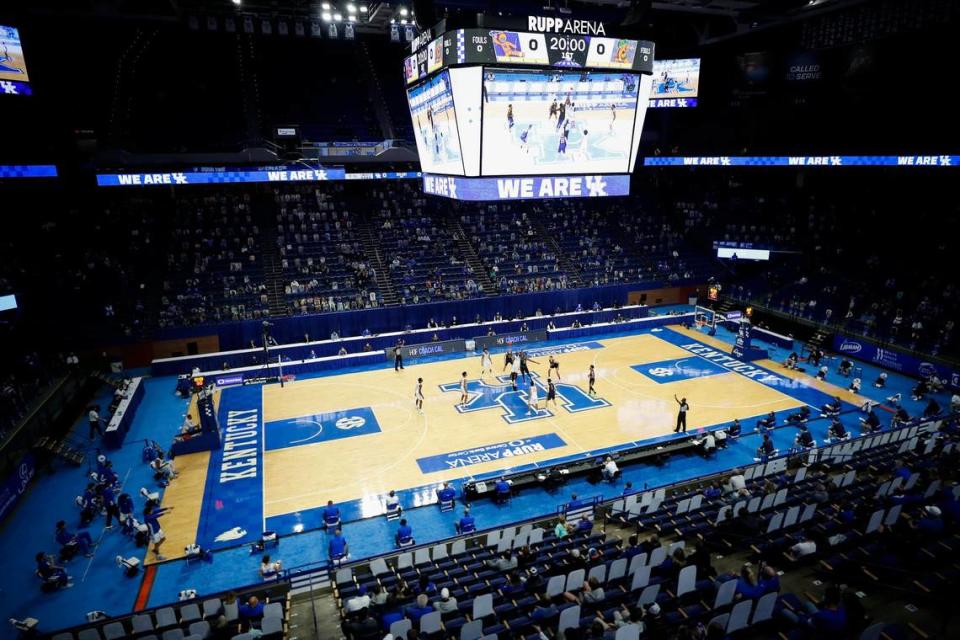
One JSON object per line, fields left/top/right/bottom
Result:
{"left": 649, "top": 58, "right": 700, "bottom": 108}
{"left": 0, "top": 25, "right": 31, "bottom": 96}
{"left": 407, "top": 70, "right": 466, "bottom": 175}
{"left": 481, "top": 68, "right": 644, "bottom": 176}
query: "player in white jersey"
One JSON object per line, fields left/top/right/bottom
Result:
{"left": 510, "top": 357, "right": 521, "bottom": 391}
{"left": 459, "top": 371, "right": 469, "bottom": 407}
{"left": 414, "top": 377, "right": 425, "bottom": 414}
{"left": 527, "top": 379, "right": 539, "bottom": 414}
{"left": 480, "top": 347, "right": 493, "bottom": 379}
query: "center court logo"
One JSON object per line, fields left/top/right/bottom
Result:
{"left": 439, "top": 373, "right": 609, "bottom": 424}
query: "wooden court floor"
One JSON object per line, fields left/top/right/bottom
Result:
{"left": 257, "top": 332, "right": 803, "bottom": 518}
{"left": 158, "top": 327, "right": 873, "bottom": 556}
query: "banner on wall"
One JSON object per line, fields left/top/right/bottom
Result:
{"left": 832, "top": 335, "right": 958, "bottom": 386}
{"left": 473, "top": 330, "right": 548, "bottom": 351}
{"left": 385, "top": 339, "right": 468, "bottom": 361}
{"left": 0, "top": 452, "right": 35, "bottom": 523}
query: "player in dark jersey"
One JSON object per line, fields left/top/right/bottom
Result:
{"left": 519, "top": 352, "right": 539, "bottom": 384}
{"left": 503, "top": 347, "right": 515, "bottom": 372}
{"left": 556, "top": 102, "right": 566, "bottom": 130}
{"left": 506, "top": 103, "right": 514, "bottom": 130}
{"left": 546, "top": 377, "right": 558, "bottom": 408}
{"left": 548, "top": 355, "right": 561, "bottom": 380}
{"left": 588, "top": 364, "right": 596, "bottom": 396}
{"left": 549, "top": 99, "right": 558, "bottom": 120}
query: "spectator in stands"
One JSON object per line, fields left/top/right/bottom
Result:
{"left": 563, "top": 576, "right": 605, "bottom": 605}
{"left": 782, "top": 585, "right": 846, "bottom": 635}
{"left": 723, "top": 469, "right": 746, "bottom": 495}
{"left": 913, "top": 505, "right": 944, "bottom": 535}
{"left": 55, "top": 521, "right": 94, "bottom": 558}
{"left": 786, "top": 534, "right": 817, "bottom": 561}
{"left": 735, "top": 564, "right": 760, "bottom": 600}
{"left": 259, "top": 554, "right": 282, "bottom": 579}
{"left": 811, "top": 482, "right": 830, "bottom": 504}
{"left": 344, "top": 589, "right": 371, "bottom": 613}
{"left": 404, "top": 594, "right": 433, "bottom": 623}
{"left": 416, "top": 574, "right": 437, "bottom": 596}
{"left": 455, "top": 508, "right": 475, "bottom": 534}
{"left": 329, "top": 528, "right": 349, "bottom": 562}
{"left": 338, "top": 346, "right": 348, "bottom": 356}
{"left": 486, "top": 551, "right": 518, "bottom": 572}
{"left": 395, "top": 519, "right": 414, "bottom": 547}
{"left": 554, "top": 516, "right": 569, "bottom": 539}
{"left": 342, "top": 606, "right": 379, "bottom": 639}
{"left": 433, "top": 587, "right": 458, "bottom": 614}
{"left": 577, "top": 514, "right": 593, "bottom": 533}
{"left": 239, "top": 595, "right": 265, "bottom": 629}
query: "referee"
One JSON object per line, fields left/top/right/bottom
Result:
{"left": 673, "top": 395, "right": 689, "bottom": 433}
{"left": 394, "top": 341, "right": 405, "bottom": 371}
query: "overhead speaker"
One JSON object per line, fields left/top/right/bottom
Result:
{"left": 413, "top": 0, "right": 436, "bottom": 31}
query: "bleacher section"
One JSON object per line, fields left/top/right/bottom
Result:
{"left": 370, "top": 183, "right": 484, "bottom": 304}
{"left": 322, "top": 417, "right": 955, "bottom": 640}
{"left": 275, "top": 184, "right": 382, "bottom": 314}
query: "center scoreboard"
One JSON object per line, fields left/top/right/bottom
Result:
{"left": 404, "top": 15, "right": 655, "bottom": 201}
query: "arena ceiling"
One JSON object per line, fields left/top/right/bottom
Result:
{"left": 8, "top": 0, "right": 874, "bottom": 46}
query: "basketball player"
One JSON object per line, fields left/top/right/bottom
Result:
{"left": 527, "top": 379, "right": 539, "bottom": 414}
{"left": 506, "top": 103, "right": 515, "bottom": 131}
{"left": 557, "top": 133, "right": 568, "bottom": 157}
{"left": 574, "top": 129, "right": 589, "bottom": 162}
{"left": 556, "top": 101, "right": 566, "bottom": 130}
{"left": 673, "top": 394, "right": 689, "bottom": 433}
{"left": 609, "top": 104, "right": 616, "bottom": 133}
{"left": 480, "top": 347, "right": 493, "bottom": 379}
{"left": 519, "top": 124, "right": 533, "bottom": 154}
{"left": 503, "top": 346, "right": 515, "bottom": 372}
{"left": 546, "top": 377, "right": 558, "bottom": 408}
{"left": 519, "top": 351, "right": 539, "bottom": 384}
{"left": 549, "top": 99, "right": 558, "bottom": 120}
{"left": 510, "top": 356, "right": 521, "bottom": 391}
{"left": 548, "top": 355, "right": 561, "bottom": 380}
{"left": 588, "top": 364, "right": 597, "bottom": 396}
{"left": 414, "top": 378, "right": 425, "bottom": 414}
{"left": 459, "top": 372, "right": 469, "bottom": 407}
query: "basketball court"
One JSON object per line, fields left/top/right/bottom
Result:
{"left": 157, "top": 324, "right": 855, "bottom": 558}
